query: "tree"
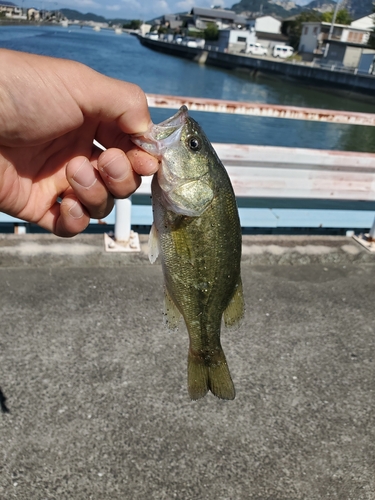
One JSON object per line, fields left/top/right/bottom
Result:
{"left": 123, "top": 19, "right": 141, "bottom": 30}
{"left": 321, "top": 9, "right": 352, "bottom": 25}
{"left": 368, "top": 8, "right": 375, "bottom": 49}
{"left": 204, "top": 22, "right": 219, "bottom": 41}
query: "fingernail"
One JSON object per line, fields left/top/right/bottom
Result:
{"left": 73, "top": 159, "right": 97, "bottom": 188}
{"left": 68, "top": 201, "right": 84, "bottom": 219}
{"left": 103, "top": 155, "right": 127, "bottom": 181}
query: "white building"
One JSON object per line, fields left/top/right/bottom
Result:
{"left": 247, "top": 16, "right": 282, "bottom": 34}
{"left": 0, "top": 1, "right": 16, "bottom": 15}
{"left": 350, "top": 14, "right": 375, "bottom": 31}
{"left": 4, "top": 5, "right": 26, "bottom": 19}
{"left": 206, "top": 29, "right": 256, "bottom": 52}
{"left": 27, "top": 8, "right": 41, "bottom": 21}
{"left": 299, "top": 21, "right": 370, "bottom": 58}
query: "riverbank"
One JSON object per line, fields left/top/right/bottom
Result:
{"left": 0, "top": 19, "right": 53, "bottom": 26}
{"left": 138, "top": 36, "right": 375, "bottom": 103}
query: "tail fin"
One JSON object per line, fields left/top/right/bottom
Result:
{"left": 187, "top": 349, "right": 235, "bottom": 401}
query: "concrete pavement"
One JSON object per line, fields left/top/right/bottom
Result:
{"left": 0, "top": 234, "right": 374, "bottom": 499}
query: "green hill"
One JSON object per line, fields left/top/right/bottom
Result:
{"left": 344, "top": 0, "right": 375, "bottom": 19}
{"left": 60, "top": 9, "right": 132, "bottom": 25}
{"left": 60, "top": 9, "right": 107, "bottom": 22}
{"left": 304, "top": 1, "right": 336, "bottom": 12}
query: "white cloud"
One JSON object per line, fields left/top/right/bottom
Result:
{"left": 176, "top": 0, "right": 195, "bottom": 10}
{"left": 176, "top": 0, "right": 213, "bottom": 11}
{"left": 156, "top": 0, "right": 170, "bottom": 11}
{"left": 74, "top": 0, "right": 101, "bottom": 7}
{"left": 57, "top": 0, "right": 101, "bottom": 9}
{"left": 134, "top": 0, "right": 172, "bottom": 17}
{"left": 121, "top": 0, "right": 142, "bottom": 9}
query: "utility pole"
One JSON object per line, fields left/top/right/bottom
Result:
{"left": 328, "top": 0, "right": 342, "bottom": 40}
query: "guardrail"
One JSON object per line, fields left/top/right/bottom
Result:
{"left": 312, "top": 61, "right": 375, "bottom": 76}
{"left": 146, "top": 94, "right": 375, "bottom": 126}
{"left": 127, "top": 144, "right": 375, "bottom": 238}
{"left": 1, "top": 96, "right": 375, "bottom": 243}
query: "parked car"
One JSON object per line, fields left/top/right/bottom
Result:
{"left": 181, "top": 37, "right": 198, "bottom": 47}
{"left": 180, "top": 37, "right": 205, "bottom": 48}
{"left": 145, "top": 32, "right": 159, "bottom": 41}
{"left": 245, "top": 43, "right": 268, "bottom": 56}
{"left": 272, "top": 45, "right": 294, "bottom": 59}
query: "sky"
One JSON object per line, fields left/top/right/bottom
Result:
{"left": 27, "top": 0, "right": 318, "bottom": 22}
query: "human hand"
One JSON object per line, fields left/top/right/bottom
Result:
{"left": 0, "top": 49, "right": 159, "bottom": 236}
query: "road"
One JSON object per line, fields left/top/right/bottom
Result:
{"left": 0, "top": 234, "right": 374, "bottom": 499}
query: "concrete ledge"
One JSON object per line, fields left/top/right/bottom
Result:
{"left": 0, "top": 233, "right": 373, "bottom": 268}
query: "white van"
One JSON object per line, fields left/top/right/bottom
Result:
{"left": 272, "top": 45, "right": 294, "bottom": 59}
{"left": 245, "top": 43, "right": 268, "bottom": 56}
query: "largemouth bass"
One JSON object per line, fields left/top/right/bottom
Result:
{"left": 132, "top": 106, "right": 244, "bottom": 400}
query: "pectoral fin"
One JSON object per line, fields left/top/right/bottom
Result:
{"left": 163, "top": 287, "right": 182, "bottom": 330}
{"left": 148, "top": 223, "right": 160, "bottom": 264}
{"left": 223, "top": 277, "right": 245, "bottom": 327}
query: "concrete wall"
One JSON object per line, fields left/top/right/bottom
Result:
{"left": 139, "top": 37, "right": 375, "bottom": 99}
{"left": 205, "top": 49, "right": 375, "bottom": 98}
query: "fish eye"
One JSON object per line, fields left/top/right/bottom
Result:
{"left": 187, "top": 136, "right": 201, "bottom": 151}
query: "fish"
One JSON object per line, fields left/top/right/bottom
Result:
{"left": 131, "top": 106, "right": 244, "bottom": 400}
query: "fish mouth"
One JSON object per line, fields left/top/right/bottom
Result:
{"left": 131, "top": 106, "right": 188, "bottom": 157}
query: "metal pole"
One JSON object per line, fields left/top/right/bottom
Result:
{"left": 104, "top": 196, "right": 140, "bottom": 252}
{"left": 369, "top": 215, "right": 375, "bottom": 240}
{"left": 14, "top": 223, "right": 26, "bottom": 235}
{"left": 114, "top": 198, "right": 132, "bottom": 242}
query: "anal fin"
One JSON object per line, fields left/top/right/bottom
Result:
{"left": 224, "top": 277, "right": 245, "bottom": 328}
{"left": 163, "top": 287, "right": 182, "bottom": 330}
